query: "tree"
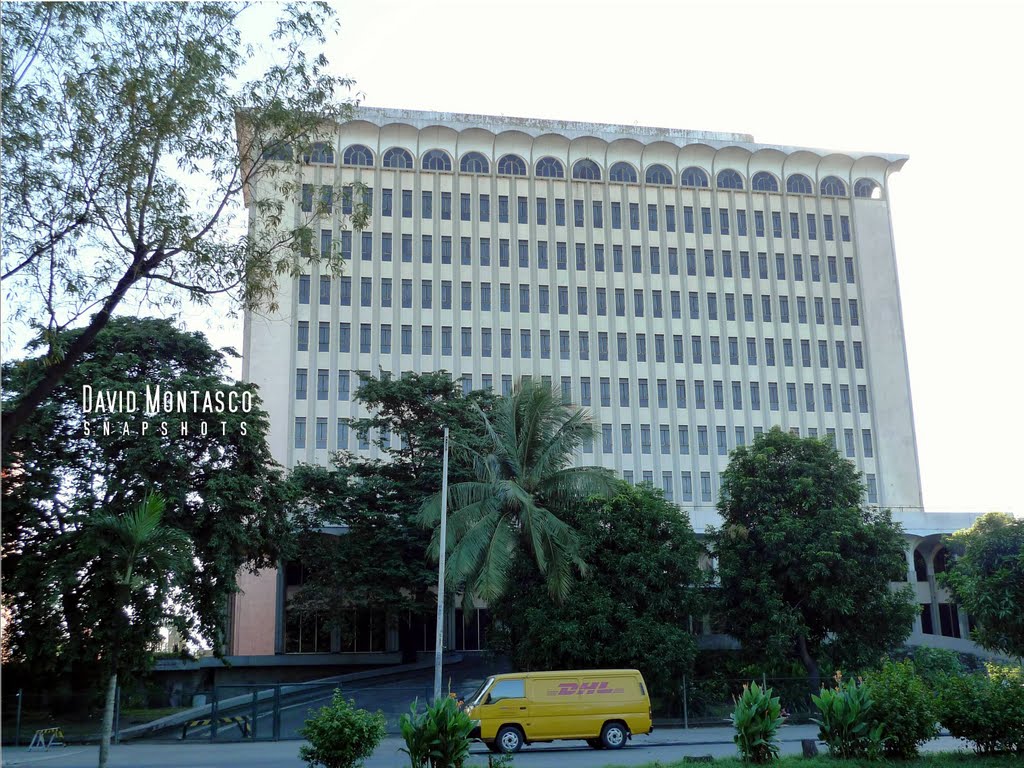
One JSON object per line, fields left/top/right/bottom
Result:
{"left": 1, "top": 317, "right": 290, "bottom": 692}
{"left": 940, "top": 512, "right": 1024, "bottom": 659}
{"left": 708, "top": 427, "right": 916, "bottom": 691}
{"left": 419, "top": 380, "right": 615, "bottom": 608}
{"left": 490, "top": 481, "right": 705, "bottom": 702}
{"left": 85, "top": 493, "right": 191, "bottom": 768}
{"left": 1, "top": 1, "right": 366, "bottom": 450}
{"left": 288, "top": 372, "right": 496, "bottom": 660}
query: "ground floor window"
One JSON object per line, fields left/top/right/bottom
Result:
{"left": 454, "top": 608, "right": 490, "bottom": 651}
{"left": 285, "top": 610, "right": 331, "bottom": 653}
{"left": 408, "top": 611, "right": 437, "bottom": 652}
{"left": 339, "top": 608, "right": 386, "bottom": 652}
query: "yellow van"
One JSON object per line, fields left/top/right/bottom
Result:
{"left": 463, "top": 669, "right": 652, "bottom": 753}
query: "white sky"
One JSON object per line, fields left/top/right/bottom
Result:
{"left": 10, "top": 0, "right": 1021, "bottom": 516}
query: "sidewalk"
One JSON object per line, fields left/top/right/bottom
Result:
{"left": 0, "top": 725, "right": 809, "bottom": 768}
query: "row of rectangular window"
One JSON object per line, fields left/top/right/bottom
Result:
{"left": 298, "top": 368, "right": 870, "bottom": 423}
{"left": 299, "top": 319, "right": 865, "bottom": 371}
{"left": 293, "top": 414, "right": 877, "bottom": 504}
{"left": 314, "top": 185, "right": 854, "bottom": 244}
{"left": 300, "top": 246, "right": 857, "bottom": 294}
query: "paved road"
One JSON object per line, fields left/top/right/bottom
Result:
{"left": 2, "top": 726, "right": 973, "bottom": 767}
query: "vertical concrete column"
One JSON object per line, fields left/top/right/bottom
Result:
{"left": 958, "top": 608, "right": 971, "bottom": 641}
{"left": 905, "top": 544, "right": 923, "bottom": 636}
{"left": 925, "top": 549, "right": 941, "bottom": 636}
{"left": 274, "top": 565, "right": 285, "bottom": 654}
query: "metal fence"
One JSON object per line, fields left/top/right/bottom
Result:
{"left": 3, "top": 676, "right": 818, "bottom": 744}
{"left": 656, "top": 676, "right": 819, "bottom": 727}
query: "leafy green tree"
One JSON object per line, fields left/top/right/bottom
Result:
{"left": 1, "top": 1, "right": 365, "bottom": 449}
{"left": 86, "top": 493, "right": 191, "bottom": 768}
{"left": 1, "top": 317, "right": 290, "bottom": 692}
{"left": 940, "top": 512, "right": 1024, "bottom": 659}
{"left": 490, "top": 481, "right": 705, "bottom": 702}
{"left": 288, "top": 372, "right": 496, "bottom": 660}
{"left": 708, "top": 427, "right": 916, "bottom": 692}
{"left": 419, "top": 380, "right": 614, "bottom": 608}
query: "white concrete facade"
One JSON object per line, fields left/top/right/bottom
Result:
{"left": 232, "top": 107, "right": 978, "bottom": 657}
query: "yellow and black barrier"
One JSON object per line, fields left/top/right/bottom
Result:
{"left": 28, "top": 727, "right": 65, "bottom": 750}
{"left": 181, "top": 715, "right": 249, "bottom": 739}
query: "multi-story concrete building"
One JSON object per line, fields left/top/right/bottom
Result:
{"left": 229, "top": 108, "right": 981, "bottom": 664}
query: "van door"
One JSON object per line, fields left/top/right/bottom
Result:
{"left": 475, "top": 678, "right": 529, "bottom": 740}
{"left": 527, "top": 676, "right": 582, "bottom": 741}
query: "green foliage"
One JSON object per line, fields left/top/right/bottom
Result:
{"left": 1, "top": 317, "right": 290, "bottom": 689}
{"left": 935, "top": 664, "right": 1024, "bottom": 755}
{"left": 730, "top": 681, "right": 785, "bottom": 763}
{"left": 940, "top": 513, "right": 1024, "bottom": 659}
{"left": 1, "top": 1, "right": 363, "bottom": 447}
{"left": 626, "top": 755, "right": 1024, "bottom": 768}
{"left": 863, "top": 660, "right": 939, "bottom": 758}
{"left": 811, "top": 674, "right": 886, "bottom": 760}
{"left": 490, "top": 481, "right": 704, "bottom": 703}
{"left": 708, "top": 428, "right": 916, "bottom": 690}
{"left": 287, "top": 372, "right": 496, "bottom": 656}
{"left": 398, "top": 696, "right": 474, "bottom": 768}
{"left": 419, "top": 379, "right": 615, "bottom": 608}
{"left": 298, "top": 691, "right": 385, "bottom": 768}
{"left": 905, "top": 647, "right": 967, "bottom": 689}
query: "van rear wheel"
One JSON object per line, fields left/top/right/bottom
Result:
{"left": 496, "top": 725, "right": 524, "bottom": 753}
{"left": 600, "top": 722, "right": 628, "bottom": 750}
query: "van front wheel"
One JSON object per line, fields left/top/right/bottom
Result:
{"left": 496, "top": 725, "right": 524, "bottom": 753}
{"left": 600, "top": 722, "right": 628, "bottom": 750}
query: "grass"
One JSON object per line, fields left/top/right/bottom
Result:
{"left": 1, "top": 706, "right": 188, "bottom": 744}
{"left": 605, "top": 755, "right": 1021, "bottom": 768}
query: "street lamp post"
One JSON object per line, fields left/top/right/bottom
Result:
{"left": 433, "top": 427, "right": 450, "bottom": 702}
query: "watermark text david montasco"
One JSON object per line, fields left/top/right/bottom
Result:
{"left": 81, "top": 385, "right": 251, "bottom": 437}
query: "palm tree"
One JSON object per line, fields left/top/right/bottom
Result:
{"left": 86, "top": 493, "right": 191, "bottom": 768}
{"left": 419, "top": 379, "right": 614, "bottom": 607}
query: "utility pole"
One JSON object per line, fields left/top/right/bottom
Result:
{"left": 433, "top": 427, "right": 450, "bottom": 702}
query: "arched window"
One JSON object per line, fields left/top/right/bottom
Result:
{"left": 422, "top": 149, "right": 452, "bottom": 172}
{"left": 536, "top": 156, "right": 564, "bottom": 178}
{"left": 913, "top": 550, "right": 928, "bottom": 582}
{"left": 262, "top": 142, "right": 293, "bottom": 161}
{"left": 820, "top": 176, "right": 847, "bottom": 196}
{"left": 382, "top": 147, "right": 414, "bottom": 169}
{"left": 933, "top": 547, "right": 949, "bottom": 575}
{"left": 680, "top": 166, "right": 709, "bottom": 188}
{"left": 497, "top": 154, "right": 526, "bottom": 176}
{"left": 854, "top": 178, "right": 881, "bottom": 199}
{"left": 572, "top": 159, "right": 601, "bottom": 181}
{"left": 609, "top": 162, "right": 638, "bottom": 183}
{"left": 717, "top": 169, "right": 744, "bottom": 190}
{"left": 342, "top": 144, "right": 373, "bottom": 167}
{"left": 460, "top": 151, "right": 489, "bottom": 174}
{"left": 751, "top": 171, "right": 779, "bottom": 192}
{"left": 303, "top": 142, "right": 334, "bottom": 164}
{"left": 645, "top": 164, "right": 673, "bottom": 185}
{"left": 786, "top": 174, "right": 813, "bottom": 195}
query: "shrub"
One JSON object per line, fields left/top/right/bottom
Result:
{"left": 399, "top": 695, "right": 475, "bottom": 768}
{"left": 731, "top": 681, "right": 785, "bottom": 763}
{"left": 908, "top": 647, "right": 966, "bottom": 689}
{"left": 811, "top": 673, "right": 886, "bottom": 760}
{"left": 298, "top": 691, "right": 386, "bottom": 768}
{"left": 863, "top": 659, "right": 939, "bottom": 758}
{"left": 936, "top": 663, "right": 1024, "bottom": 754}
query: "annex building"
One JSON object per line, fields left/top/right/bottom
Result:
{"left": 229, "top": 107, "right": 981, "bottom": 666}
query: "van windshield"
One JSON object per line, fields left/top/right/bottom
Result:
{"left": 466, "top": 677, "right": 493, "bottom": 706}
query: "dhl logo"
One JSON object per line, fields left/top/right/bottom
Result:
{"left": 549, "top": 681, "right": 625, "bottom": 696}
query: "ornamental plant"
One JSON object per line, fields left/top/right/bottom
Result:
{"left": 731, "top": 681, "right": 786, "bottom": 763}
{"left": 936, "top": 663, "right": 1024, "bottom": 754}
{"left": 863, "top": 659, "right": 939, "bottom": 758}
{"left": 298, "top": 691, "right": 385, "bottom": 768}
{"left": 399, "top": 695, "right": 475, "bottom": 768}
{"left": 811, "top": 672, "right": 887, "bottom": 760}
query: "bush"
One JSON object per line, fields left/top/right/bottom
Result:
{"left": 936, "top": 663, "right": 1024, "bottom": 754}
{"left": 907, "top": 647, "right": 966, "bottom": 689}
{"left": 811, "top": 673, "right": 885, "bottom": 760}
{"left": 863, "top": 659, "right": 939, "bottom": 758}
{"left": 298, "top": 691, "right": 386, "bottom": 768}
{"left": 399, "top": 695, "right": 475, "bottom": 768}
{"left": 731, "top": 681, "right": 785, "bottom": 763}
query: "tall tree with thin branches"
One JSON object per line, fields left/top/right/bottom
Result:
{"left": 419, "top": 380, "right": 614, "bottom": 607}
